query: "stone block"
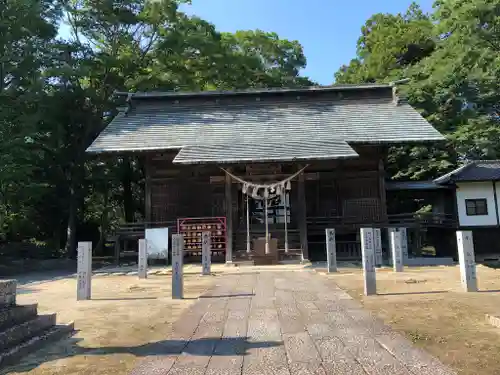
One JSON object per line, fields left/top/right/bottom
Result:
{"left": 0, "top": 280, "right": 16, "bottom": 307}
{"left": 0, "top": 322, "right": 74, "bottom": 369}
{"left": 0, "top": 304, "right": 38, "bottom": 332}
{"left": 0, "top": 313, "right": 56, "bottom": 351}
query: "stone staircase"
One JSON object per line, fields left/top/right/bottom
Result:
{"left": 0, "top": 280, "right": 74, "bottom": 369}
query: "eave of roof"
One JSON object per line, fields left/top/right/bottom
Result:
{"left": 386, "top": 181, "right": 452, "bottom": 191}
{"left": 434, "top": 160, "right": 500, "bottom": 185}
{"left": 172, "top": 140, "right": 359, "bottom": 165}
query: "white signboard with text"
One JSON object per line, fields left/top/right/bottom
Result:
{"left": 145, "top": 227, "right": 169, "bottom": 259}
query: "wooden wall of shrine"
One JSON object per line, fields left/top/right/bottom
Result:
{"left": 143, "top": 145, "right": 388, "bottom": 234}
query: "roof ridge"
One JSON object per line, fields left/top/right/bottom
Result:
{"left": 114, "top": 84, "right": 393, "bottom": 100}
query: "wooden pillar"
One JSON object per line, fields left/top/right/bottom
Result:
{"left": 225, "top": 170, "right": 233, "bottom": 264}
{"left": 145, "top": 155, "right": 152, "bottom": 223}
{"left": 298, "top": 170, "right": 309, "bottom": 262}
{"left": 378, "top": 158, "right": 388, "bottom": 223}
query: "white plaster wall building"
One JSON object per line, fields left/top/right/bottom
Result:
{"left": 435, "top": 161, "right": 500, "bottom": 255}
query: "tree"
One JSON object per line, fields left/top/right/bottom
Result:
{"left": 335, "top": 2, "right": 435, "bottom": 84}
{"left": 333, "top": 1, "right": 500, "bottom": 180}
{"left": 0, "top": 0, "right": 62, "bottom": 241}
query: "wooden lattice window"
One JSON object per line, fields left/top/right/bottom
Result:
{"left": 343, "top": 198, "right": 381, "bottom": 222}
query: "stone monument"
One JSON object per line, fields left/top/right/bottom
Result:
{"left": 360, "top": 228, "right": 377, "bottom": 296}
{"left": 374, "top": 228, "right": 383, "bottom": 267}
{"left": 202, "top": 231, "right": 211, "bottom": 276}
{"left": 77, "top": 241, "right": 92, "bottom": 301}
{"left": 325, "top": 228, "right": 337, "bottom": 273}
{"left": 391, "top": 231, "right": 404, "bottom": 272}
{"left": 456, "top": 231, "right": 477, "bottom": 292}
{"left": 171, "top": 234, "right": 184, "bottom": 299}
{"left": 138, "top": 239, "right": 147, "bottom": 279}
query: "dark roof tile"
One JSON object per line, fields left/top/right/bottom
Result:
{"left": 434, "top": 160, "right": 500, "bottom": 184}
{"left": 87, "top": 93, "right": 444, "bottom": 157}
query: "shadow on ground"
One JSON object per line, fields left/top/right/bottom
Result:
{"left": 4, "top": 336, "right": 282, "bottom": 373}
{"left": 378, "top": 290, "right": 449, "bottom": 296}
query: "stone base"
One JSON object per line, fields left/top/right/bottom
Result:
{"left": 0, "top": 281, "right": 16, "bottom": 307}
{"left": 0, "top": 279, "right": 75, "bottom": 370}
{"left": 253, "top": 255, "right": 279, "bottom": 266}
{"left": 0, "top": 322, "right": 74, "bottom": 368}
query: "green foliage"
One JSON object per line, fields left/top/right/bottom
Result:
{"left": 334, "top": 0, "right": 500, "bottom": 180}
{"left": 0, "top": 0, "right": 312, "bottom": 258}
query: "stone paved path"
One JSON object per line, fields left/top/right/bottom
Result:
{"left": 130, "top": 270, "right": 456, "bottom": 375}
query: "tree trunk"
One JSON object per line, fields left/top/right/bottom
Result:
{"left": 65, "top": 185, "right": 78, "bottom": 259}
{"left": 95, "top": 187, "right": 109, "bottom": 255}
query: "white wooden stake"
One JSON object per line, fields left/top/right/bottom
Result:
{"left": 77, "top": 242, "right": 92, "bottom": 300}
{"left": 374, "top": 228, "right": 383, "bottom": 267}
{"left": 138, "top": 239, "right": 147, "bottom": 279}
{"left": 456, "top": 231, "right": 477, "bottom": 292}
{"left": 325, "top": 228, "right": 337, "bottom": 273}
{"left": 360, "top": 228, "right": 376, "bottom": 296}
{"left": 391, "top": 231, "right": 404, "bottom": 272}
{"left": 171, "top": 234, "right": 184, "bottom": 299}
{"left": 202, "top": 231, "right": 211, "bottom": 276}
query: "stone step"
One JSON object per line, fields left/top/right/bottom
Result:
{"left": 0, "top": 305, "right": 38, "bottom": 332}
{"left": 0, "top": 314, "right": 56, "bottom": 352}
{"left": 0, "top": 322, "right": 74, "bottom": 369}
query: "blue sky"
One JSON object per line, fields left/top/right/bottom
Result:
{"left": 182, "top": 0, "right": 435, "bottom": 84}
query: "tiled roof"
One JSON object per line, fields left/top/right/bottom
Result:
{"left": 434, "top": 160, "right": 500, "bottom": 184}
{"left": 87, "top": 85, "right": 445, "bottom": 162}
{"left": 173, "top": 140, "right": 359, "bottom": 164}
{"left": 385, "top": 181, "right": 451, "bottom": 191}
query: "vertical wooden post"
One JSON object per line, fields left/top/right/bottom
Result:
{"left": 360, "top": 228, "right": 376, "bottom": 296}
{"left": 246, "top": 195, "right": 251, "bottom": 254}
{"left": 171, "top": 234, "right": 184, "bottom": 299}
{"left": 225, "top": 171, "right": 233, "bottom": 264}
{"left": 283, "top": 191, "right": 289, "bottom": 253}
{"left": 145, "top": 155, "right": 152, "bottom": 222}
{"left": 202, "top": 231, "right": 211, "bottom": 275}
{"left": 138, "top": 239, "right": 147, "bottom": 279}
{"left": 456, "top": 231, "right": 477, "bottom": 292}
{"left": 77, "top": 242, "right": 92, "bottom": 301}
{"left": 326, "top": 228, "right": 337, "bottom": 273}
{"left": 378, "top": 158, "right": 388, "bottom": 222}
{"left": 298, "top": 170, "right": 309, "bottom": 262}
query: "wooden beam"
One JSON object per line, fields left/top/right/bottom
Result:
{"left": 225, "top": 170, "right": 233, "bottom": 264}
{"left": 297, "top": 169, "right": 309, "bottom": 262}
